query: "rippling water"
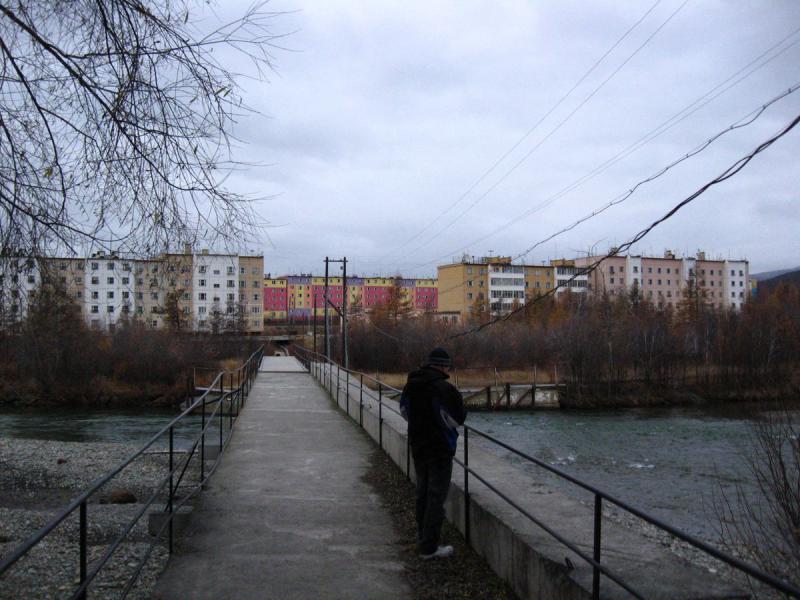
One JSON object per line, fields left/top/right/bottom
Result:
{"left": 466, "top": 406, "right": 785, "bottom": 540}
{"left": 0, "top": 407, "right": 204, "bottom": 449}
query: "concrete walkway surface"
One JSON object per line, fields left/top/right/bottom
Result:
{"left": 259, "top": 355, "right": 307, "bottom": 372}
{"left": 153, "top": 369, "right": 411, "bottom": 599}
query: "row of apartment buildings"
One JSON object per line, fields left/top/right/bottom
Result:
{"left": 437, "top": 251, "right": 751, "bottom": 322}
{"left": 0, "top": 248, "right": 752, "bottom": 331}
{"left": 0, "top": 250, "right": 265, "bottom": 332}
{"left": 262, "top": 276, "right": 438, "bottom": 322}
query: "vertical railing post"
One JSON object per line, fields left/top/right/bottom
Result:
{"left": 229, "top": 373, "right": 234, "bottom": 431}
{"left": 359, "top": 374, "right": 364, "bottom": 427}
{"left": 219, "top": 376, "right": 224, "bottom": 449}
{"left": 486, "top": 385, "right": 491, "bottom": 409}
{"left": 345, "top": 370, "right": 350, "bottom": 417}
{"left": 505, "top": 382, "right": 511, "bottom": 410}
{"left": 200, "top": 391, "right": 206, "bottom": 485}
{"left": 168, "top": 425, "right": 174, "bottom": 554}
{"left": 79, "top": 500, "right": 87, "bottom": 600}
{"left": 593, "top": 494, "right": 602, "bottom": 599}
{"left": 336, "top": 363, "right": 341, "bottom": 406}
{"left": 464, "top": 427, "right": 470, "bottom": 544}
{"left": 378, "top": 383, "right": 383, "bottom": 450}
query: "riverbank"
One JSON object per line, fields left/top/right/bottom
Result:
{"left": 0, "top": 377, "right": 186, "bottom": 408}
{"left": 558, "top": 381, "right": 800, "bottom": 408}
{"left": 0, "top": 438, "right": 197, "bottom": 598}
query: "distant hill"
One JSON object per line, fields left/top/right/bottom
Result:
{"left": 752, "top": 267, "right": 800, "bottom": 281}
{"left": 755, "top": 269, "right": 800, "bottom": 295}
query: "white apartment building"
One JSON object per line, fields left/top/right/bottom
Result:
{"left": 85, "top": 255, "right": 137, "bottom": 330}
{"left": 192, "top": 251, "right": 241, "bottom": 331}
{"left": 0, "top": 250, "right": 264, "bottom": 333}
{"left": 0, "top": 257, "right": 40, "bottom": 325}
{"left": 488, "top": 263, "right": 525, "bottom": 313}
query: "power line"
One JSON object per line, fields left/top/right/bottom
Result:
{"left": 401, "top": 0, "right": 691, "bottom": 260}
{"left": 446, "top": 110, "right": 800, "bottom": 340}
{"left": 410, "top": 26, "right": 800, "bottom": 270}
{"left": 411, "top": 77, "right": 800, "bottom": 308}
{"left": 373, "top": 0, "right": 664, "bottom": 264}
{"left": 512, "top": 81, "right": 800, "bottom": 261}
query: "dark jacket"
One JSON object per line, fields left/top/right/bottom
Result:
{"left": 400, "top": 366, "right": 466, "bottom": 462}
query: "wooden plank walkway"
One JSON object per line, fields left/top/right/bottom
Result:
{"left": 153, "top": 357, "right": 410, "bottom": 599}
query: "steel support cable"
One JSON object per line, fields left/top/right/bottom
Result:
{"left": 374, "top": 0, "right": 664, "bottom": 264}
{"left": 401, "top": 0, "right": 691, "bottom": 261}
{"left": 512, "top": 81, "right": 800, "bottom": 260}
{"left": 445, "top": 110, "right": 800, "bottom": 340}
{"left": 405, "top": 73, "right": 800, "bottom": 308}
{"left": 408, "top": 25, "right": 800, "bottom": 271}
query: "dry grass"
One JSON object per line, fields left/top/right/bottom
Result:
{"left": 362, "top": 367, "right": 556, "bottom": 391}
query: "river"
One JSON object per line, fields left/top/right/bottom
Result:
{"left": 0, "top": 407, "right": 204, "bottom": 449}
{"left": 0, "top": 404, "right": 785, "bottom": 542}
{"left": 466, "top": 405, "right": 787, "bottom": 541}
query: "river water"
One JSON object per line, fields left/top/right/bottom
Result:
{"left": 0, "top": 404, "right": 783, "bottom": 541}
{"left": 0, "top": 407, "right": 204, "bottom": 449}
{"left": 466, "top": 406, "right": 784, "bottom": 541}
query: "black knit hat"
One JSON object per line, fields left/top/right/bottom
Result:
{"left": 425, "top": 347, "right": 452, "bottom": 368}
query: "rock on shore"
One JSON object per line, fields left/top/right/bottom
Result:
{"left": 0, "top": 438, "right": 199, "bottom": 599}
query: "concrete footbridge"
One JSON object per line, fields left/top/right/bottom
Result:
{"left": 151, "top": 354, "right": 785, "bottom": 599}
{"left": 154, "top": 356, "right": 411, "bottom": 599}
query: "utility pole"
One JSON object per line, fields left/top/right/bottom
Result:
{"left": 322, "top": 256, "right": 348, "bottom": 363}
{"left": 313, "top": 291, "right": 317, "bottom": 354}
{"left": 324, "top": 257, "right": 329, "bottom": 359}
{"left": 342, "top": 257, "right": 348, "bottom": 368}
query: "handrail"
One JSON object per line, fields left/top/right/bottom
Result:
{"left": 290, "top": 344, "right": 800, "bottom": 599}
{"left": 0, "top": 345, "right": 264, "bottom": 599}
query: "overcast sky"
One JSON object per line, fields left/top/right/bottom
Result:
{"left": 214, "top": 0, "right": 800, "bottom": 277}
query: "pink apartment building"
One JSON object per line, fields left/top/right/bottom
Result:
{"left": 574, "top": 251, "right": 749, "bottom": 310}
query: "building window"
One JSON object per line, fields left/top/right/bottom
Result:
{"left": 199, "top": 279, "right": 206, "bottom": 287}
{"left": 107, "top": 263, "right": 115, "bottom": 270}
{"left": 106, "top": 277, "right": 114, "bottom": 285}
{"left": 107, "top": 305, "right": 114, "bottom": 313}
{"left": 91, "top": 305, "right": 99, "bottom": 313}
{"left": 467, "top": 280, "right": 473, "bottom": 287}
{"left": 240, "top": 280, "right": 246, "bottom": 288}
{"left": 107, "top": 291, "right": 114, "bottom": 299}
{"left": 151, "top": 292, "right": 158, "bottom": 300}
{"left": 198, "top": 306, "right": 207, "bottom": 314}
{"left": 199, "top": 293, "right": 207, "bottom": 301}
{"left": 610, "top": 277, "right": 615, "bottom": 284}
{"left": 122, "top": 291, "right": 129, "bottom": 299}
{"left": 91, "top": 276, "right": 99, "bottom": 285}
{"left": 91, "top": 262, "right": 99, "bottom": 270}
{"left": 228, "top": 266, "right": 235, "bottom": 275}
{"left": 122, "top": 277, "right": 129, "bottom": 285}
{"left": 91, "top": 291, "right": 99, "bottom": 299}
{"left": 198, "top": 266, "right": 206, "bottom": 274}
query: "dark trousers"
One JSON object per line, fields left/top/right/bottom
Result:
{"left": 414, "top": 455, "right": 453, "bottom": 554}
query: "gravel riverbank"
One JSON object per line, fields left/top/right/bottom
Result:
{"left": 0, "top": 438, "right": 199, "bottom": 599}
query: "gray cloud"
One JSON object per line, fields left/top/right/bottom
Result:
{"left": 215, "top": 0, "right": 800, "bottom": 276}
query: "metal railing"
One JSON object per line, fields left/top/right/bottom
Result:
{"left": 290, "top": 345, "right": 800, "bottom": 599}
{"left": 0, "top": 346, "right": 264, "bottom": 599}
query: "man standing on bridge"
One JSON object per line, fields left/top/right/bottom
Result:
{"left": 400, "top": 347, "right": 466, "bottom": 560}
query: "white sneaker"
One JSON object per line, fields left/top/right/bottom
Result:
{"left": 420, "top": 545, "right": 454, "bottom": 560}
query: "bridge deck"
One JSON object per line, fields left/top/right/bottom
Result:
{"left": 154, "top": 361, "right": 411, "bottom": 599}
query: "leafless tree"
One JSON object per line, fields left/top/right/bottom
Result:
{"left": 714, "top": 407, "right": 800, "bottom": 594}
{"left": 0, "top": 0, "right": 282, "bottom": 257}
